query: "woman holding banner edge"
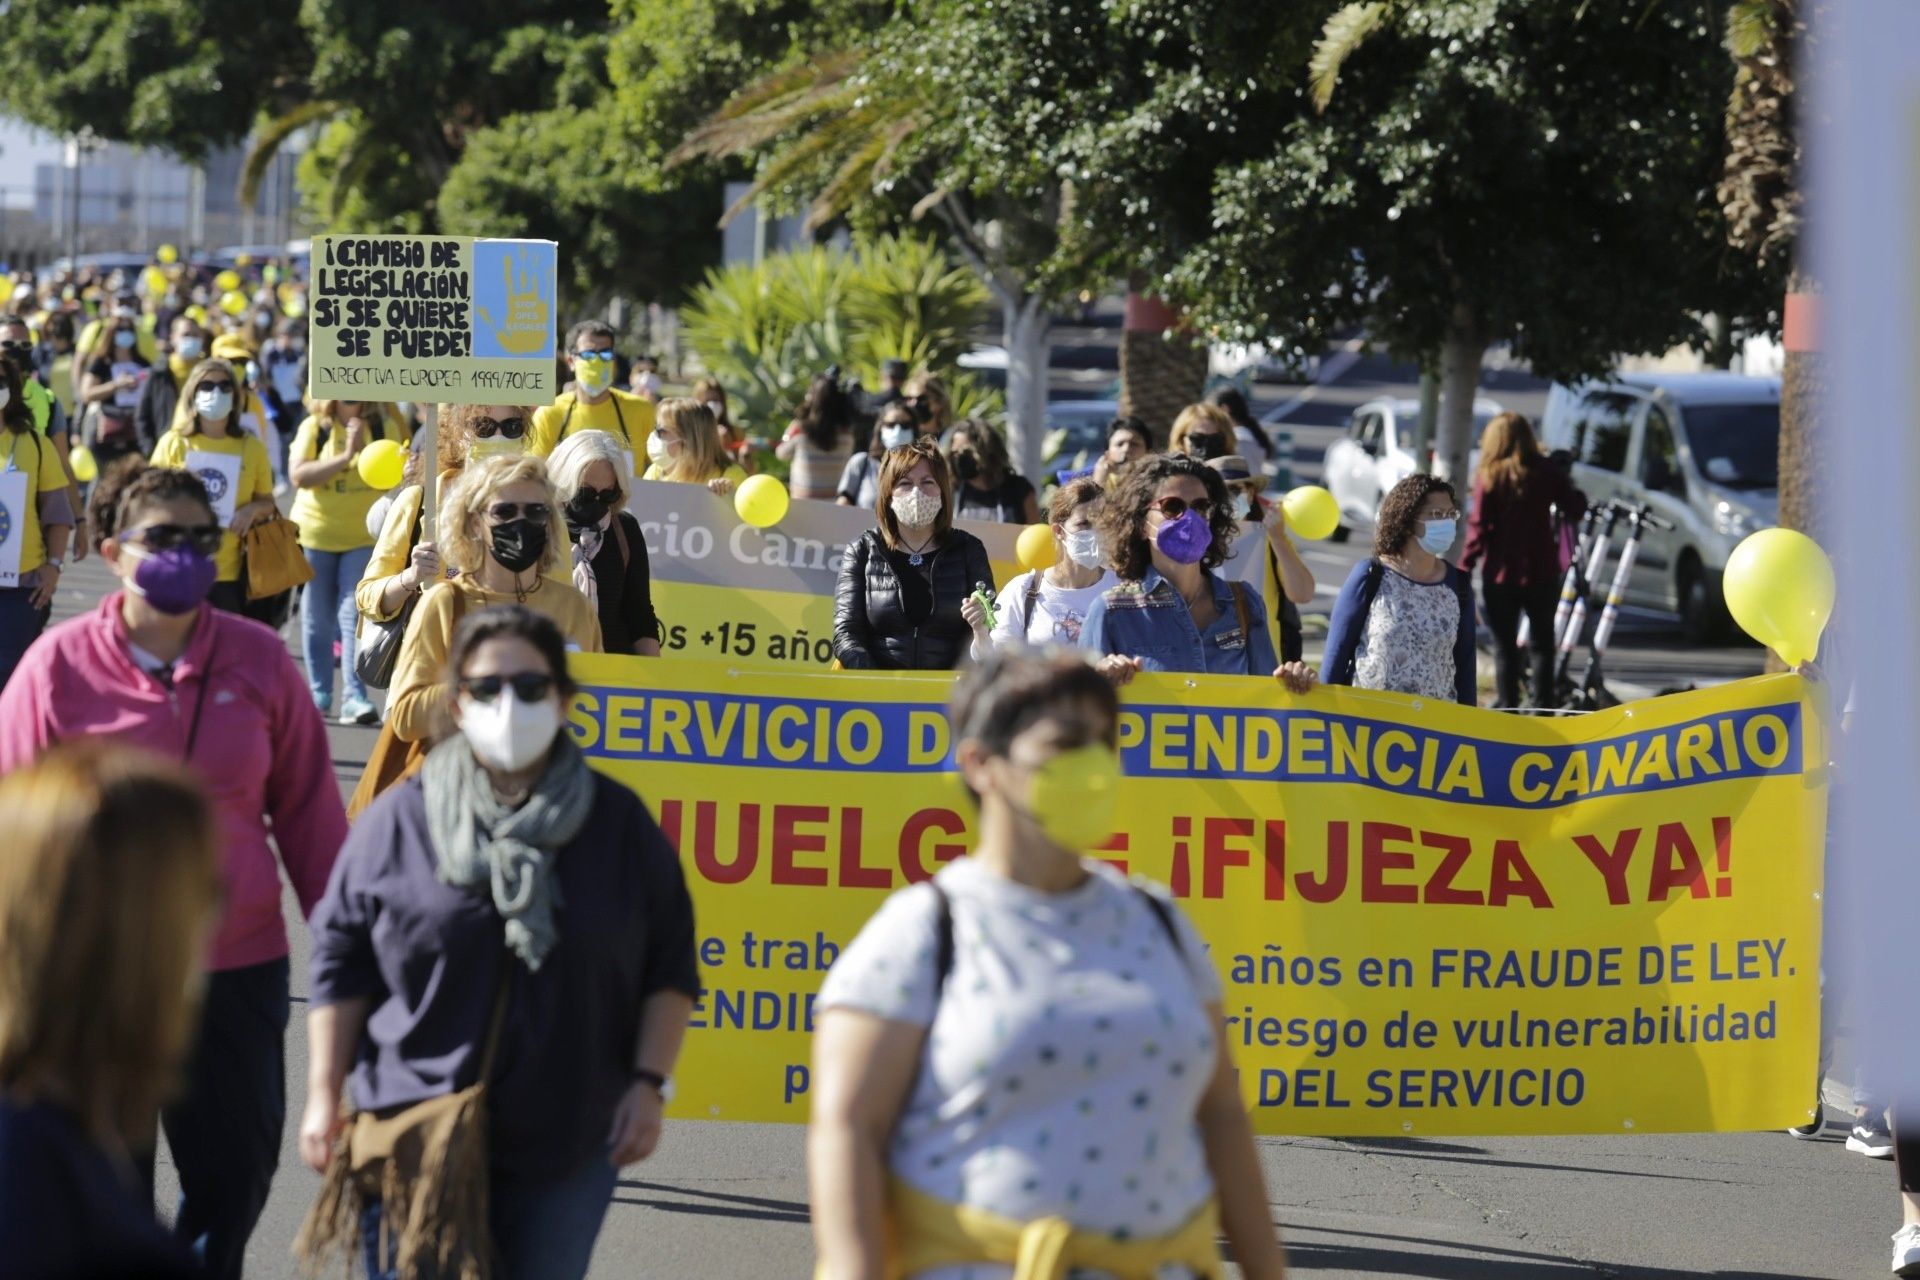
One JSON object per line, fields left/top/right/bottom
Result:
{"left": 1079, "top": 454, "right": 1315, "bottom": 690}
{"left": 809, "top": 648, "right": 1288, "bottom": 1279}
{"left": 833, "top": 440, "right": 992, "bottom": 671}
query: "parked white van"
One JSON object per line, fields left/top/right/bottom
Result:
{"left": 1540, "top": 372, "right": 1779, "bottom": 641}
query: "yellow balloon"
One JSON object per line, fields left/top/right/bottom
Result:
{"left": 156, "top": 244, "right": 179, "bottom": 265}
{"left": 215, "top": 269, "right": 242, "bottom": 292}
{"left": 734, "top": 474, "right": 790, "bottom": 528}
{"left": 68, "top": 445, "right": 99, "bottom": 483}
{"left": 1281, "top": 485, "right": 1341, "bottom": 541}
{"left": 1723, "top": 528, "right": 1834, "bottom": 667}
{"left": 1016, "top": 522, "right": 1057, "bottom": 571}
{"left": 219, "top": 290, "right": 250, "bottom": 317}
{"left": 356, "top": 439, "right": 406, "bottom": 491}
{"left": 140, "top": 266, "right": 169, "bottom": 297}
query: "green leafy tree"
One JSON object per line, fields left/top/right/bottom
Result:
{"left": 1177, "top": 0, "right": 1779, "bottom": 485}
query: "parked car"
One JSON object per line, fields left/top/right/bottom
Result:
{"left": 1323, "top": 395, "right": 1504, "bottom": 541}
{"left": 1541, "top": 372, "right": 1779, "bottom": 642}
{"left": 1042, "top": 398, "right": 1121, "bottom": 476}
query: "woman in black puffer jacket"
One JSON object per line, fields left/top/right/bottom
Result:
{"left": 833, "top": 440, "right": 993, "bottom": 670}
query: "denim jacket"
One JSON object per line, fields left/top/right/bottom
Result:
{"left": 1079, "top": 568, "right": 1278, "bottom": 676}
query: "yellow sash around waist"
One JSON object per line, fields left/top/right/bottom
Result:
{"left": 846, "top": 1176, "right": 1223, "bottom": 1280}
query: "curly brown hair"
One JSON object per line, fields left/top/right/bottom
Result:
{"left": 1096, "top": 455, "right": 1239, "bottom": 582}
{"left": 1374, "top": 474, "right": 1458, "bottom": 558}
{"left": 87, "top": 457, "right": 215, "bottom": 552}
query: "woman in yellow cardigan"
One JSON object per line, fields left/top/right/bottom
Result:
{"left": 381, "top": 453, "right": 601, "bottom": 750}
{"left": 808, "top": 650, "right": 1287, "bottom": 1280}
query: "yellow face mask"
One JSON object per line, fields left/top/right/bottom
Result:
{"left": 1022, "top": 743, "right": 1121, "bottom": 852}
{"left": 470, "top": 437, "right": 526, "bottom": 462}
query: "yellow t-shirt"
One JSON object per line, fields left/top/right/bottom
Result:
{"left": 529, "top": 390, "right": 654, "bottom": 465}
{"left": 643, "top": 460, "right": 748, "bottom": 487}
{"left": 385, "top": 575, "right": 603, "bottom": 743}
{"left": 288, "top": 414, "right": 414, "bottom": 554}
{"left": 77, "top": 316, "right": 160, "bottom": 366}
{"left": 1, "top": 429, "right": 71, "bottom": 576}
{"left": 149, "top": 430, "right": 274, "bottom": 582}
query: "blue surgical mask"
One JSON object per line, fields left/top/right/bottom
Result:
{"left": 1418, "top": 517, "right": 1457, "bottom": 556}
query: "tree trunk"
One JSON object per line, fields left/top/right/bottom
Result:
{"left": 1410, "top": 363, "right": 1440, "bottom": 471}
{"left": 1435, "top": 305, "right": 1484, "bottom": 488}
{"left": 1777, "top": 286, "right": 1825, "bottom": 542}
{"left": 1001, "top": 290, "right": 1051, "bottom": 485}
{"left": 1118, "top": 290, "right": 1208, "bottom": 443}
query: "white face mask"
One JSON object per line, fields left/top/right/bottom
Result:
{"left": 195, "top": 387, "right": 234, "bottom": 421}
{"left": 458, "top": 689, "right": 562, "bottom": 773}
{"left": 891, "top": 487, "right": 942, "bottom": 528}
{"left": 1063, "top": 527, "right": 1103, "bottom": 569}
{"left": 646, "top": 431, "right": 673, "bottom": 464}
{"left": 879, "top": 425, "right": 914, "bottom": 450}
{"left": 0, "top": 385, "right": 10, "bottom": 412}
{"left": 704, "top": 400, "right": 725, "bottom": 419}
{"left": 1231, "top": 493, "right": 1254, "bottom": 522}
{"left": 174, "top": 336, "right": 204, "bottom": 360}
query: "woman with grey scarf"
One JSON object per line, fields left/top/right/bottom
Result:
{"left": 302, "top": 606, "right": 700, "bottom": 1280}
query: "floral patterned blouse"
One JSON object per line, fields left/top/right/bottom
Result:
{"left": 1352, "top": 566, "right": 1460, "bottom": 701}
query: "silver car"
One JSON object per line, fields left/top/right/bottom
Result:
{"left": 1540, "top": 372, "right": 1779, "bottom": 642}
{"left": 1322, "top": 395, "right": 1504, "bottom": 541}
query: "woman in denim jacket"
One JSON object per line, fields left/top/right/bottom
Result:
{"left": 1079, "top": 454, "right": 1315, "bottom": 692}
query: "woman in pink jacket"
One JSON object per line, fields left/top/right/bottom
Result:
{"left": 0, "top": 457, "right": 348, "bottom": 1280}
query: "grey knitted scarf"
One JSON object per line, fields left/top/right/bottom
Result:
{"left": 422, "top": 732, "right": 595, "bottom": 971}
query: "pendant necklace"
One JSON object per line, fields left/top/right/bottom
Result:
{"left": 901, "top": 531, "right": 935, "bottom": 566}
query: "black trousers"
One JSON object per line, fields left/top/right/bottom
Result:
{"left": 137, "top": 957, "right": 290, "bottom": 1280}
{"left": 1483, "top": 580, "right": 1560, "bottom": 710}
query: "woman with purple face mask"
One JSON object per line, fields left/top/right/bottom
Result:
{"left": 1080, "top": 455, "right": 1315, "bottom": 690}
{"left": 0, "top": 457, "right": 347, "bottom": 1280}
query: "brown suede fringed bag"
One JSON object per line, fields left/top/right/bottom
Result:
{"left": 294, "top": 955, "right": 515, "bottom": 1280}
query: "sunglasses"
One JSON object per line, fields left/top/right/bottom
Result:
{"left": 1147, "top": 495, "right": 1216, "bottom": 520}
{"left": 458, "top": 673, "right": 555, "bottom": 704}
{"left": 488, "top": 502, "right": 551, "bottom": 523}
{"left": 198, "top": 380, "right": 236, "bottom": 392}
{"left": 0, "top": 340, "right": 30, "bottom": 354}
{"left": 574, "top": 485, "right": 621, "bottom": 508}
{"left": 126, "top": 523, "right": 223, "bottom": 556}
{"left": 474, "top": 416, "right": 528, "bottom": 439}
{"left": 572, "top": 350, "right": 617, "bottom": 363}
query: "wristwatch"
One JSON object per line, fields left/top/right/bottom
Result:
{"left": 44, "top": 557, "right": 63, "bottom": 570}
{"left": 632, "top": 1068, "right": 675, "bottom": 1101}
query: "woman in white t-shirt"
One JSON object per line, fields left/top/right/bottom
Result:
{"left": 963, "top": 479, "right": 1116, "bottom": 660}
{"left": 809, "top": 650, "right": 1287, "bottom": 1280}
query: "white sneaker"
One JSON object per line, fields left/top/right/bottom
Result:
{"left": 1891, "top": 1223, "right": 1920, "bottom": 1276}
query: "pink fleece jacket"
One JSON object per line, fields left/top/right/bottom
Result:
{"left": 0, "top": 594, "right": 348, "bottom": 971}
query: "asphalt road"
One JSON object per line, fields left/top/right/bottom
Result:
{"left": 44, "top": 369, "right": 1850, "bottom": 1280}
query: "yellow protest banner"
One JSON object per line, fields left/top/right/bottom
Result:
{"left": 308, "top": 234, "right": 558, "bottom": 405}
{"left": 571, "top": 657, "right": 1826, "bottom": 1136}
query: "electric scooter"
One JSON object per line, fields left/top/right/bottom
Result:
{"left": 1551, "top": 500, "right": 1626, "bottom": 706}
{"left": 1564, "top": 502, "right": 1674, "bottom": 711}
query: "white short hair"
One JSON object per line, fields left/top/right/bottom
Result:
{"left": 547, "top": 429, "right": 632, "bottom": 504}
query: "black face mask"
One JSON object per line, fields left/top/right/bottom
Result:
{"left": 952, "top": 451, "right": 981, "bottom": 483}
{"left": 564, "top": 492, "right": 613, "bottom": 537}
{"left": 489, "top": 518, "right": 548, "bottom": 573}
{"left": 1188, "top": 433, "right": 1226, "bottom": 461}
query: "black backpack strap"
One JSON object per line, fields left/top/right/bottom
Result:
{"left": 1023, "top": 572, "right": 1042, "bottom": 636}
{"left": 928, "top": 879, "right": 956, "bottom": 1002}
{"left": 1133, "top": 884, "right": 1183, "bottom": 955}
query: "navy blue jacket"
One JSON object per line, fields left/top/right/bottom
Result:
{"left": 1319, "top": 558, "right": 1478, "bottom": 705}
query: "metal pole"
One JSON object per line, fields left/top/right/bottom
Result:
{"left": 419, "top": 402, "right": 439, "bottom": 541}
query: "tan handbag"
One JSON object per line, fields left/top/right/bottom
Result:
{"left": 295, "top": 957, "right": 515, "bottom": 1280}
{"left": 243, "top": 512, "right": 315, "bottom": 601}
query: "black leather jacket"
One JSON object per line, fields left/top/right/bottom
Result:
{"left": 833, "top": 527, "right": 993, "bottom": 670}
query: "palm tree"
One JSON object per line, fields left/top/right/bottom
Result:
{"left": 671, "top": 52, "right": 1073, "bottom": 480}
{"left": 1717, "top": 1, "right": 1816, "bottom": 546}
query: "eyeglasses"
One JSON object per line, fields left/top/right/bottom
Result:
{"left": 1422, "top": 510, "right": 1462, "bottom": 523}
{"left": 0, "top": 340, "right": 30, "bottom": 354}
{"left": 574, "top": 485, "right": 621, "bottom": 507}
{"left": 1146, "top": 495, "right": 1215, "bottom": 520}
{"left": 125, "top": 523, "right": 223, "bottom": 556}
{"left": 458, "top": 673, "right": 556, "bottom": 704}
{"left": 572, "top": 350, "right": 617, "bottom": 363}
{"left": 473, "top": 416, "right": 528, "bottom": 439}
{"left": 488, "top": 502, "right": 551, "bottom": 523}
